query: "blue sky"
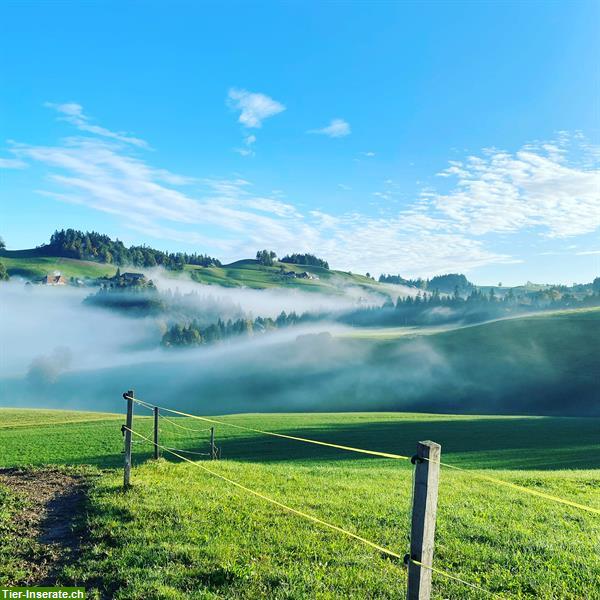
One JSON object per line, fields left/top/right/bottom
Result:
{"left": 1, "top": 1, "right": 599, "bottom": 285}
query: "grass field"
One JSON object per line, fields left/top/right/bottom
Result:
{"left": 0, "top": 252, "right": 385, "bottom": 297}
{"left": 186, "top": 259, "right": 384, "bottom": 295}
{"left": 1, "top": 256, "right": 117, "bottom": 280}
{"left": 1, "top": 409, "right": 599, "bottom": 598}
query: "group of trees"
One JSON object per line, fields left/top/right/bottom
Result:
{"left": 342, "top": 285, "right": 600, "bottom": 328}
{"left": 378, "top": 273, "right": 474, "bottom": 294}
{"left": 255, "top": 250, "right": 330, "bottom": 269}
{"left": 256, "top": 249, "right": 277, "bottom": 266}
{"left": 84, "top": 275, "right": 164, "bottom": 314}
{"left": 281, "top": 253, "right": 329, "bottom": 269}
{"left": 162, "top": 310, "right": 313, "bottom": 347}
{"left": 43, "top": 229, "right": 222, "bottom": 270}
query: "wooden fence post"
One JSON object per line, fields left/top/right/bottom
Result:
{"left": 153, "top": 406, "right": 160, "bottom": 459}
{"left": 406, "top": 440, "right": 441, "bottom": 600}
{"left": 122, "top": 390, "right": 134, "bottom": 489}
{"left": 210, "top": 426, "right": 216, "bottom": 460}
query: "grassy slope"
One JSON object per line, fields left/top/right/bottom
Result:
{"left": 1, "top": 256, "right": 117, "bottom": 280}
{"left": 343, "top": 306, "right": 600, "bottom": 340}
{"left": 1, "top": 409, "right": 599, "bottom": 598}
{"left": 333, "top": 307, "right": 600, "bottom": 416}
{"left": 0, "top": 250, "right": 385, "bottom": 295}
{"left": 185, "top": 259, "right": 383, "bottom": 294}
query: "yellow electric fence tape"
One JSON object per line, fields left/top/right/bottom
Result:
{"left": 128, "top": 396, "right": 600, "bottom": 516}
{"left": 161, "top": 414, "right": 213, "bottom": 433}
{"left": 130, "top": 397, "right": 411, "bottom": 460}
{"left": 124, "top": 426, "right": 503, "bottom": 598}
{"left": 410, "top": 558, "right": 502, "bottom": 597}
{"left": 426, "top": 458, "right": 600, "bottom": 516}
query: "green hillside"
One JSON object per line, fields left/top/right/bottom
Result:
{"left": 0, "top": 255, "right": 117, "bottom": 280}
{"left": 1, "top": 409, "right": 598, "bottom": 598}
{"left": 357, "top": 307, "right": 600, "bottom": 416}
{"left": 185, "top": 258, "right": 381, "bottom": 293}
{"left": 1, "top": 250, "right": 387, "bottom": 295}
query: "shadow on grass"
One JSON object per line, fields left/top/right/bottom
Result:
{"left": 116, "top": 415, "right": 600, "bottom": 471}
{"left": 4, "top": 416, "right": 598, "bottom": 472}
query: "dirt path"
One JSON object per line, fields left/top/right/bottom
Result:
{"left": 0, "top": 468, "right": 88, "bottom": 585}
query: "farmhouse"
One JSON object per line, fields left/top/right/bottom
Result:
{"left": 297, "top": 271, "right": 319, "bottom": 280}
{"left": 121, "top": 272, "right": 146, "bottom": 284}
{"left": 42, "top": 272, "right": 67, "bottom": 286}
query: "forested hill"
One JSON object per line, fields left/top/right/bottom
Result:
{"left": 0, "top": 229, "right": 222, "bottom": 270}
{"left": 0, "top": 230, "right": 382, "bottom": 293}
{"left": 378, "top": 272, "right": 475, "bottom": 294}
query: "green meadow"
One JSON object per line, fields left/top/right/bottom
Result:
{"left": 1, "top": 251, "right": 383, "bottom": 295}
{"left": 1, "top": 409, "right": 598, "bottom": 599}
{"left": 184, "top": 259, "right": 383, "bottom": 295}
{"left": 1, "top": 256, "right": 117, "bottom": 280}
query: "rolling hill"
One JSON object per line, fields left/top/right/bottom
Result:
{"left": 0, "top": 249, "right": 391, "bottom": 296}
{"left": 2, "top": 307, "right": 598, "bottom": 417}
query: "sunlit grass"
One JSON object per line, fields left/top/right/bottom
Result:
{"left": 1, "top": 409, "right": 599, "bottom": 598}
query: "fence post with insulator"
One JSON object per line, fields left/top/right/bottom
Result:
{"left": 122, "top": 389, "right": 134, "bottom": 489}
{"left": 406, "top": 440, "right": 441, "bottom": 600}
{"left": 153, "top": 406, "right": 160, "bottom": 459}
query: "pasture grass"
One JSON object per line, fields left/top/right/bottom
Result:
{"left": 1, "top": 409, "right": 599, "bottom": 598}
{"left": 2, "top": 256, "right": 117, "bottom": 280}
{"left": 0, "top": 484, "right": 33, "bottom": 584}
{"left": 186, "top": 259, "right": 378, "bottom": 294}
{"left": 3, "top": 253, "right": 385, "bottom": 297}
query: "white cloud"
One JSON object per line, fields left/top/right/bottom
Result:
{"left": 373, "top": 191, "right": 391, "bottom": 201}
{"left": 309, "top": 118, "right": 351, "bottom": 138}
{"left": 434, "top": 140, "right": 600, "bottom": 238}
{"left": 234, "top": 134, "right": 258, "bottom": 157}
{"left": 361, "top": 151, "right": 375, "bottom": 157}
{"left": 45, "top": 102, "right": 148, "bottom": 148}
{"left": 0, "top": 158, "right": 27, "bottom": 169}
{"left": 227, "top": 89, "right": 285, "bottom": 128}
{"left": 9, "top": 107, "right": 600, "bottom": 277}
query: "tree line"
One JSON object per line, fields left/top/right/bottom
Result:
{"left": 341, "top": 285, "right": 600, "bottom": 328}
{"left": 378, "top": 272, "right": 474, "bottom": 294}
{"left": 162, "top": 311, "right": 314, "bottom": 347}
{"left": 44, "top": 229, "right": 222, "bottom": 270}
{"left": 255, "top": 249, "right": 329, "bottom": 269}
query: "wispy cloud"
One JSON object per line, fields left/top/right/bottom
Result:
{"left": 234, "top": 134, "right": 257, "bottom": 157}
{"left": 45, "top": 102, "right": 148, "bottom": 148}
{"left": 0, "top": 157, "right": 28, "bottom": 169}
{"left": 308, "top": 118, "right": 351, "bottom": 138}
{"left": 434, "top": 138, "right": 600, "bottom": 238}
{"left": 227, "top": 89, "right": 285, "bottom": 128}
{"left": 8, "top": 106, "right": 600, "bottom": 277}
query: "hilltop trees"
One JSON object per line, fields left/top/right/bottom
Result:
{"left": 281, "top": 253, "right": 329, "bottom": 269}
{"left": 44, "top": 229, "right": 221, "bottom": 271}
{"left": 256, "top": 249, "right": 277, "bottom": 266}
{"left": 379, "top": 272, "right": 474, "bottom": 295}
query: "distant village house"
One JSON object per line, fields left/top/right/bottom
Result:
{"left": 42, "top": 272, "right": 67, "bottom": 286}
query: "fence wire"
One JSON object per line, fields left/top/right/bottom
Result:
{"left": 126, "top": 395, "right": 600, "bottom": 516}
{"left": 124, "top": 426, "right": 504, "bottom": 599}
